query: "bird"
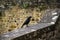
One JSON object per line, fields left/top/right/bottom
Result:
{"left": 21, "top": 16, "right": 32, "bottom": 28}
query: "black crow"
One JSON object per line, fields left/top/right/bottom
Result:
{"left": 21, "top": 16, "right": 32, "bottom": 28}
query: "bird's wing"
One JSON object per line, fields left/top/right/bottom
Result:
{"left": 19, "top": 17, "right": 28, "bottom": 28}
{"left": 21, "top": 16, "right": 31, "bottom": 28}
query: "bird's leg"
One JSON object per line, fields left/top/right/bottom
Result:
{"left": 26, "top": 24, "right": 29, "bottom": 27}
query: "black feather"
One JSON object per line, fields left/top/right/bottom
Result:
{"left": 21, "top": 16, "right": 32, "bottom": 28}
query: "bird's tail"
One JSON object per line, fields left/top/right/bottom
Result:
{"left": 21, "top": 24, "right": 24, "bottom": 28}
